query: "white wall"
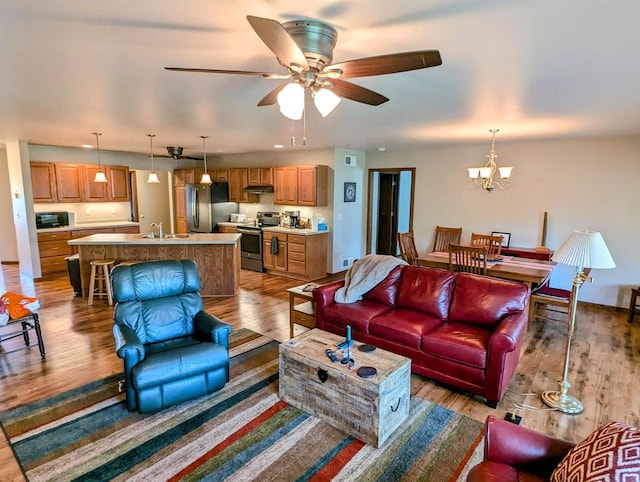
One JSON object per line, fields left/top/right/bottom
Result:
{"left": 368, "top": 135, "right": 640, "bottom": 308}
{"left": 0, "top": 149, "right": 18, "bottom": 261}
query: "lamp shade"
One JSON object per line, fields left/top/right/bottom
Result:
{"left": 313, "top": 88, "right": 341, "bottom": 117}
{"left": 93, "top": 171, "right": 108, "bottom": 183}
{"left": 277, "top": 82, "right": 305, "bottom": 120}
{"left": 552, "top": 230, "right": 616, "bottom": 270}
{"left": 147, "top": 172, "right": 160, "bottom": 184}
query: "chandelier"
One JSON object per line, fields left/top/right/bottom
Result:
{"left": 468, "top": 129, "right": 513, "bottom": 192}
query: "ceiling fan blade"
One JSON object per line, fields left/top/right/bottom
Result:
{"left": 164, "top": 67, "right": 289, "bottom": 78}
{"left": 331, "top": 79, "right": 389, "bottom": 106}
{"left": 257, "top": 84, "right": 287, "bottom": 106}
{"left": 246, "top": 15, "right": 309, "bottom": 71}
{"left": 325, "top": 50, "right": 442, "bottom": 79}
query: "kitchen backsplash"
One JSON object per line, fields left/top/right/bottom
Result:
{"left": 34, "top": 202, "right": 132, "bottom": 225}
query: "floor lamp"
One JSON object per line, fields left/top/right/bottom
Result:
{"left": 541, "top": 230, "right": 615, "bottom": 414}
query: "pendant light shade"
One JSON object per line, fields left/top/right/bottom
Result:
{"left": 313, "top": 87, "right": 341, "bottom": 117}
{"left": 146, "top": 134, "right": 160, "bottom": 184}
{"left": 92, "top": 132, "right": 108, "bottom": 183}
{"left": 277, "top": 82, "right": 305, "bottom": 120}
{"left": 200, "top": 135, "right": 212, "bottom": 184}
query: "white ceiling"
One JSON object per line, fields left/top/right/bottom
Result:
{"left": 1, "top": 0, "right": 639, "bottom": 157}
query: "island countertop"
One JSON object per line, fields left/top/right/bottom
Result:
{"left": 70, "top": 233, "right": 241, "bottom": 297}
{"left": 68, "top": 233, "right": 241, "bottom": 245}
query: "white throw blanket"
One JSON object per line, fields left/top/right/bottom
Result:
{"left": 335, "top": 255, "right": 408, "bottom": 304}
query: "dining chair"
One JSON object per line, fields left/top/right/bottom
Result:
{"left": 470, "top": 233, "right": 504, "bottom": 259}
{"left": 529, "top": 268, "right": 592, "bottom": 329}
{"left": 448, "top": 243, "right": 487, "bottom": 275}
{"left": 432, "top": 226, "right": 463, "bottom": 252}
{"left": 397, "top": 231, "right": 419, "bottom": 265}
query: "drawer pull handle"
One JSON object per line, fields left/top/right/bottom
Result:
{"left": 390, "top": 397, "right": 402, "bottom": 412}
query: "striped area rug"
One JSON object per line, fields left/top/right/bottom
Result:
{"left": 1, "top": 329, "right": 484, "bottom": 481}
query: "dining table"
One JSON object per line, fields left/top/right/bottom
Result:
{"left": 416, "top": 251, "right": 555, "bottom": 287}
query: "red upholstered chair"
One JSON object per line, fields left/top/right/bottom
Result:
{"left": 529, "top": 269, "right": 591, "bottom": 328}
{"left": 467, "top": 416, "right": 575, "bottom": 482}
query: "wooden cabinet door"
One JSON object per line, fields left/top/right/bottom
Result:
{"left": 213, "top": 169, "right": 228, "bottom": 182}
{"left": 274, "top": 166, "right": 298, "bottom": 205}
{"left": 107, "top": 165, "right": 131, "bottom": 201}
{"left": 228, "top": 168, "right": 258, "bottom": 203}
{"left": 30, "top": 162, "right": 57, "bottom": 202}
{"left": 260, "top": 167, "right": 274, "bottom": 185}
{"left": 173, "top": 169, "right": 196, "bottom": 187}
{"left": 248, "top": 167, "right": 261, "bottom": 185}
{"left": 298, "top": 165, "right": 328, "bottom": 206}
{"left": 82, "top": 165, "right": 109, "bottom": 201}
{"left": 174, "top": 186, "right": 188, "bottom": 234}
{"left": 55, "top": 164, "right": 83, "bottom": 202}
{"left": 263, "top": 232, "right": 287, "bottom": 271}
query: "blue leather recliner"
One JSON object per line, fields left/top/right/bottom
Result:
{"left": 111, "top": 259, "right": 232, "bottom": 413}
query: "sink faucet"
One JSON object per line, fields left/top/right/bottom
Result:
{"left": 151, "top": 222, "right": 163, "bottom": 238}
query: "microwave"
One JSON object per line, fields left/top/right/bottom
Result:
{"left": 36, "top": 211, "right": 70, "bottom": 229}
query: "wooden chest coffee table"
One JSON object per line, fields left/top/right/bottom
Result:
{"left": 279, "top": 329, "right": 411, "bottom": 448}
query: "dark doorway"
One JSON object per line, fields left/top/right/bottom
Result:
{"left": 376, "top": 173, "right": 399, "bottom": 255}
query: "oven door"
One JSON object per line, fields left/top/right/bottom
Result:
{"left": 238, "top": 228, "right": 262, "bottom": 260}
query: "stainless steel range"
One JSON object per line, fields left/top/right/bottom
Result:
{"left": 237, "top": 211, "right": 281, "bottom": 272}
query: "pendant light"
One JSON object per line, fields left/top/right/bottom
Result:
{"left": 200, "top": 135, "right": 212, "bottom": 184}
{"left": 92, "top": 132, "right": 108, "bottom": 183}
{"left": 146, "top": 134, "right": 160, "bottom": 183}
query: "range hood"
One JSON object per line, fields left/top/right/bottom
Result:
{"left": 242, "top": 185, "right": 274, "bottom": 194}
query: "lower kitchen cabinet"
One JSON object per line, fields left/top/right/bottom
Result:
{"left": 263, "top": 231, "right": 327, "bottom": 281}
{"left": 37, "top": 231, "right": 72, "bottom": 275}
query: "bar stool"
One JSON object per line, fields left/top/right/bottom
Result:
{"left": 88, "top": 260, "right": 115, "bottom": 306}
{"left": 629, "top": 287, "right": 639, "bottom": 324}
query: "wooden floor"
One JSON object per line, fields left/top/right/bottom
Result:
{"left": 0, "top": 264, "right": 638, "bottom": 481}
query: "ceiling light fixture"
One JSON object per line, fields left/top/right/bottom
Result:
{"left": 200, "top": 136, "right": 212, "bottom": 184}
{"left": 468, "top": 129, "right": 513, "bottom": 192}
{"left": 276, "top": 82, "right": 341, "bottom": 120}
{"left": 313, "top": 87, "right": 341, "bottom": 117}
{"left": 146, "top": 134, "right": 160, "bottom": 184}
{"left": 92, "top": 132, "right": 108, "bottom": 183}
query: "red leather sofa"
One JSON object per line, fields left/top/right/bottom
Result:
{"left": 467, "top": 416, "right": 575, "bottom": 481}
{"left": 313, "top": 266, "right": 530, "bottom": 407}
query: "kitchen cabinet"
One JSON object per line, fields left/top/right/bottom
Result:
{"left": 54, "top": 164, "right": 84, "bottom": 202}
{"left": 37, "top": 231, "right": 72, "bottom": 275}
{"left": 30, "top": 162, "right": 57, "bottom": 202}
{"left": 218, "top": 226, "right": 238, "bottom": 234}
{"left": 274, "top": 165, "right": 328, "bottom": 206}
{"left": 82, "top": 165, "right": 109, "bottom": 201}
{"left": 173, "top": 168, "right": 196, "bottom": 187}
{"left": 263, "top": 232, "right": 288, "bottom": 272}
{"left": 69, "top": 226, "right": 139, "bottom": 254}
{"left": 228, "top": 168, "right": 259, "bottom": 203}
{"left": 106, "top": 165, "right": 131, "bottom": 201}
{"left": 248, "top": 167, "right": 274, "bottom": 185}
{"left": 274, "top": 166, "right": 299, "bottom": 205}
{"left": 212, "top": 169, "right": 228, "bottom": 182}
{"left": 173, "top": 169, "right": 196, "bottom": 234}
{"left": 263, "top": 231, "right": 327, "bottom": 281}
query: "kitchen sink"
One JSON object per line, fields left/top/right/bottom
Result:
{"left": 136, "top": 233, "right": 192, "bottom": 239}
{"left": 163, "top": 234, "right": 192, "bottom": 238}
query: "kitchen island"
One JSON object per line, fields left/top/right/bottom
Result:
{"left": 68, "top": 233, "right": 241, "bottom": 297}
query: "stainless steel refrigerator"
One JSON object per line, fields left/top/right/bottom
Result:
{"left": 185, "top": 183, "right": 238, "bottom": 232}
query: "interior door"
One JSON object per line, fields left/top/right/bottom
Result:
{"left": 376, "top": 173, "right": 399, "bottom": 255}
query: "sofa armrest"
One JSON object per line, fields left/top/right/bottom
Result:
{"left": 313, "top": 281, "right": 345, "bottom": 328}
{"left": 484, "top": 416, "right": 575, "bottom": 477}
{"left": 489, "top": 311, "right": 527, "bottom": 353}
{"left": 194, "top": 310, "right": 232, "bottom": 350}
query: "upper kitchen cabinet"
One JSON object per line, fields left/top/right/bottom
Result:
{"left": 30, "top": 161, "right": 57, "bottom": 202}
{"left": 274, "top": 166, "right": 298, "bottom": 205}
{"left": 228, "top": 168, "right": 258, "bottom": 203}
{"left": 106, "top": 165, "right": 131, "bottom": 201}
{"left": 54, "top": 163, "right": 84, "bottom": 202}
{"left": 274, "top": 165, "right": 328, "bottom": 206}
{"left": 248, "top": 167, "right": 274, "bottom": 186}
{"left": 212, "top": 169, "right": 228, "bottom": 182}
{"left": 82, "top": 165, "right": 109, "bottom": 201}
{"left": 173, "top": 168, "right": 196, "bottom": 187}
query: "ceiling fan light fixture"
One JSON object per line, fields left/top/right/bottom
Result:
{"left": 277, "top": 82, "right": 305, "bottom": 120}
{"left": 314, "top": 87, "right": 341, "bottom": 117}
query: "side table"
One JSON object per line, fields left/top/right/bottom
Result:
{"left": 0, "top": 313, "right": 46, "bottom": 358}
{"left": 287, "top": 283, "right": 317, "bottom": 338}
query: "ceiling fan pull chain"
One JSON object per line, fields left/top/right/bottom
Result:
{"left": 303, "top": 107, "right": 307, "bottom": 146}
{"left": 291, "top": 119, "right": 296, "bottom": 146}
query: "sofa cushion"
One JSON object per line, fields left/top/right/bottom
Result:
{"left": 322, "top": 301, "right": 392, "bottom": 334}
{"left": 362, "top": 265, "right": 404, "bottom": 306}
{"left": 369, "top": 308, "right": 443, "bottom": 349}
{"left": 449, "top": 273, "right": 528, "bottom": 327}
{"left": 395, "top": 267, "right": 455, "bottom": 320}
{"left": 550, "top": 421, "right": 640, "bottom": 482}
{"left": 422, "top": 322, "right": 492, "bottom": 368}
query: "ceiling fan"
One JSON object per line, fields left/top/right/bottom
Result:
{"left": 165, "top": 15, "right": 442, "bottom": 119}
{"left": 158, "top": 146, "right": 203, "bottom": 160}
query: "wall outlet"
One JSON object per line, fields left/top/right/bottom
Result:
{"left": 85, "top": 208, "right": 91, "bottom": 215}
{"left": 111, "top": 207, "right": 117, "bottom": 214}
{"left": 342, "top": 257, "right": 355, "bottom": 268}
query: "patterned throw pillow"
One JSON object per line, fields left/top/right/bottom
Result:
{"left": 550, "top": 421, "right": 640, "bottom": 481}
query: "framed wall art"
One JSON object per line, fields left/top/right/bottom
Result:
{"left": 344, "top": 182, "right": 356, "bottom": 202}
{"left": 492, "top": 231, "right": 511, "bottom": 248}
